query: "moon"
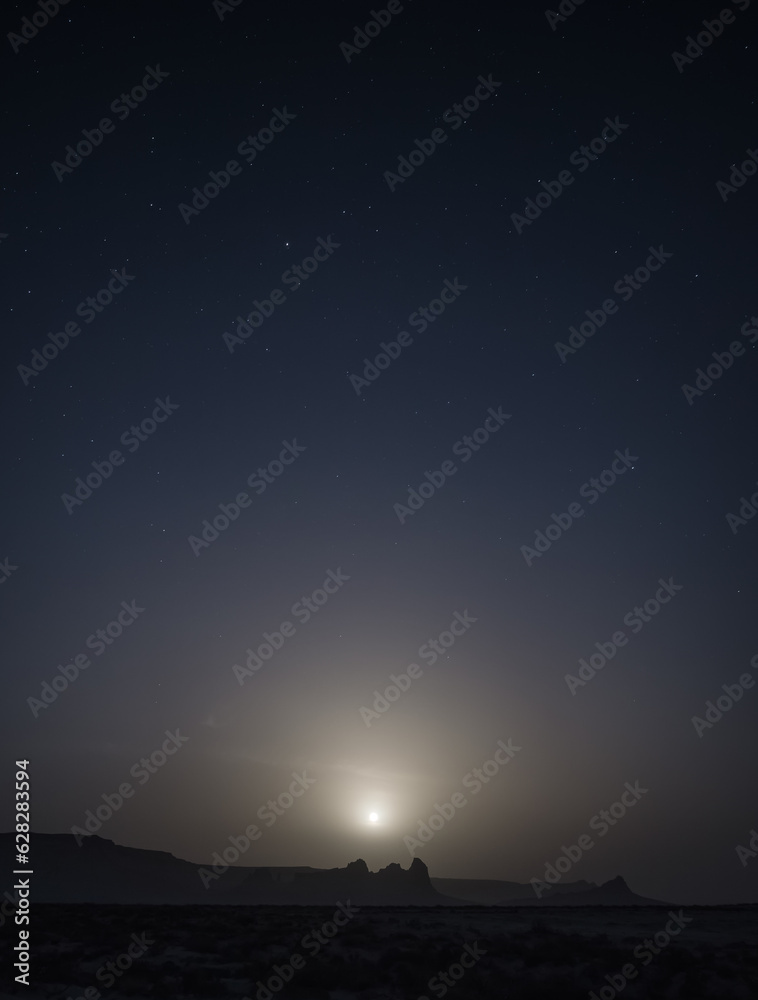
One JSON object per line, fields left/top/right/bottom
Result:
{"left": 368, "top": 812, "right": 379, "bottom": 823}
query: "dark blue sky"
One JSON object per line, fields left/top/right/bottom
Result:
{"left": 2, "top": 0, "right": 757, "bottom": 905}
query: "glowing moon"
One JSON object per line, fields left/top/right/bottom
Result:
{"left": 368, "top": 812, "right": 379, "bottom": 823}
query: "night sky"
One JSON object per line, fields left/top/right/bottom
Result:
{"left": 3, "top": 0, "right": 757, "bottom": 906}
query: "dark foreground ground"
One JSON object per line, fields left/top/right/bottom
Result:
{"left": 2, "top": 905, "right": 757, "bottom": 1000}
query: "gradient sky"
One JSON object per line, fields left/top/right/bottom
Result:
{"left": 2, "top": 0, "right": 757, "bottom": 906}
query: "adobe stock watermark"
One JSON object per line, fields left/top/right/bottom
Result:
{"left": 26, "top": 599, "right": 146, "bottom": 718}
{"left": 222, "top": 235, "right": 340, "bottom": 352}
{"left": 198, "top": 771, "right": 316, "bottom": 887}
{"left": 403, "top": 739, "right": 521, "bottom": 856}
{"left": 213, "top": 0, "right": 244, "bottom": 21}
{"left": 671, "top": 2, "right": 750, "bottom": 74}
{"left": 555, "top": 246, "right": 674, "bottom": 363}
{"left": 530, "top": 780, "right": 648, "bottom": 898}
{"left": 232, "top": 568, "right": 350, "bottom": 685}
{"left": 0, "top": 557, "right": 18, "bottom": 585}
{"left": 360, "top": 610, "right": 477, "bottom": 726}
{"left": 691, "top": 657, "right": 756, "bottom": 737}
{"left": 8, "top": 0, "right": 71, "bottom": 54}
{"left": 680, "top": 315, "right": 756, "bottom": 405}
{"left": 383, "top": 75, "right": 501, "bottom": 192}
{"left": 589, "top": 911, "right": 693, "bottom": 1000}
{"left": 348, "top": 276, "right": 467, "bottom": 395}
{"left": 725, "top": 479, "right": 758, "bottom": 535}
{"left": 417, "top": 941, "right": 487, "bottom": 1000}
{"left": 245, "top": 900, "right": 360, "bottom": 1000}
{"left": 178, "top": 107, "right": 297, "bottom": 224}
{"left": 61, "top": 396, "right": 179, "bottom": 514}
{"left": 565, "top": 577, "right": 684, "bottom": 694}
{"left": 735, "top": 827, "right": 758, "bottom": 867}
{"left": 511, "top": 115, "right": 629, "bottom": 235}
{"left": 17, "top": 269, "right": 136, "bottom": 385}
{"left": 545, "top": 0, "right": 589, "bottom": 32}
{"left": 520, "top": 448, "right": 638, "bottom": 566}
{"left": 188, "top": 439, "right": 306, "bottom": 556}
{"left": 716, "top": 147, "right": 758, "bottom": 201}
{"left": 340, "top": 2, "right": 404, "bottom": 63}
{"left": 393, "top": 406, "right": 510, "bottom": 524}
{"left": 70, "top": 729, "right": 189, "bottom": 844}
{"left": 65, "top": 931, "right": 155, "bottom": 999}
{"left": 52, "top": 67, "right": 170, "bottom": 182}
{"left": 0, "top": 888, "right": 23, "bottom": 931}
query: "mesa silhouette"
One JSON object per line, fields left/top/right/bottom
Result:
{"left": 2, "top": 834, "right": 670, "bottom": 906}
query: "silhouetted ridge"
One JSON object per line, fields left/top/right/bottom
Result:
{"left": 0, "top": 834, "right": 670, "bottom": 906}
{"left": 345, "top": 858, "right": 369, "bottom": 877}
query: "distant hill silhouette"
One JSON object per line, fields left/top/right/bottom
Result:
{"left": 431, "top": 876, "right": 598, "bottom": 904}
{"left": 0, "top": 834, "right": 453, "bottom": 905}
{"left": 0, "top": 834, "right": 669, "bottom": 906}
{"left": 225, "top": 855, "right": 448, "bottom": 905}
{"left": 503, "top": 875, "right": 669, "bottom": 907}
